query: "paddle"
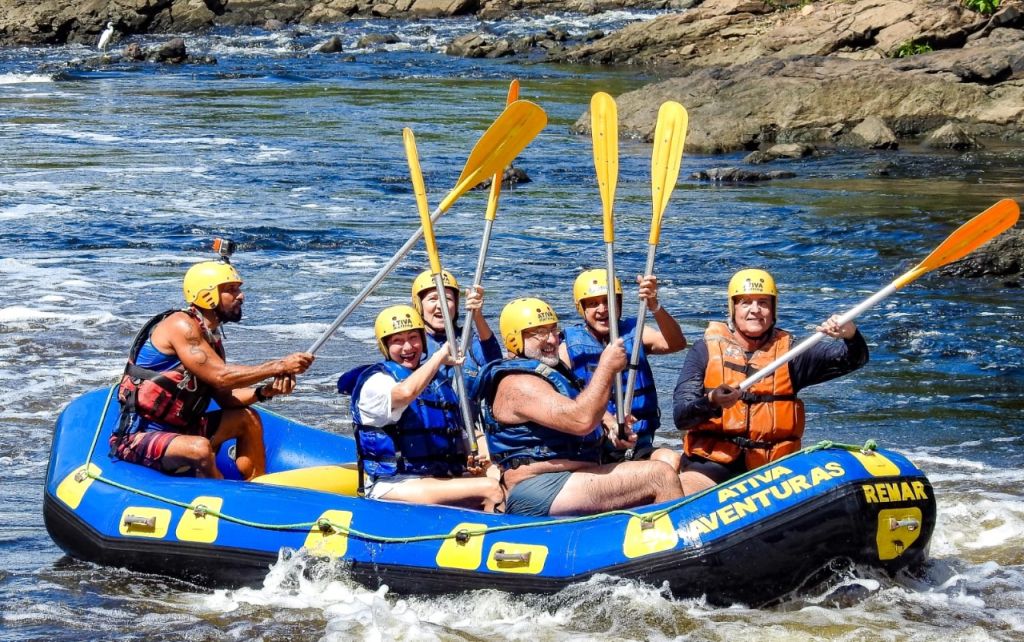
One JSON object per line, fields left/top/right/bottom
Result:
{"left": 458, "top": 79, "right": 524, "bottom": 355}
{"left": 738, "top": 198, "right": 1021, "bottom": 392}
{"left": 404, "top": 127, "right": 478, "bottom": 455}
{"left": 623, "top": 101, "right": 688, "bottom": 414}
{"left": 590, "top": 91, "right": 625, "bottom": 438}
{"left": 307, "top": 100, "right": 548, "bottom": 355}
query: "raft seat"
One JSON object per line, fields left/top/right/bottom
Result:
{"left": 251, "top": 464, "right": 360, "bottom": 496}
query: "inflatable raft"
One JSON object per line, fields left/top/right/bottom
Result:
{"left": 45, "top": 387, "right": 936, "bottom": 605}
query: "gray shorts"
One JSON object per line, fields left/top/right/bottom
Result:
{"left": 504, "top": 471, "right": 572, "bottom": 517}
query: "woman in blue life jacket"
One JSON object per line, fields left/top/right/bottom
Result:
{"left": 559, "top": 269, "right": 687, "bottom": 466}
{"left": 411, "top": 269, "right": 503, "bottom": 384}
{"left": 343, "top": 305, "right": 502, "bottom": 512}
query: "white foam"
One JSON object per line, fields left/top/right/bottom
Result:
{"left": 0, "top": 72, "right": 53, "bottom": 85}
{"left": 0, "top": 203, "right": 75, "bottom": 220}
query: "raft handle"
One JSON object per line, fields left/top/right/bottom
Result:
{"left": 888, "top": 517, "right": 919, "bottom": 532}
{"left": 493, "top": 550, "right": 531, "bottom": 565}
{"left": 123, "top": 514, "right": 157, "bottom": 530}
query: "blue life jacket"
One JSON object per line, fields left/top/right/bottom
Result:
{"left": 476, "top": 359, "right": 603, "bottom": 470}
{"left": 563, "top": 318, "right": 660, "bottom": 451}
{"left": 425, "top": 328, "right": 503, "bottom": 389}
{"left": 348, "top": 361, "right": 466, "bottom": 479}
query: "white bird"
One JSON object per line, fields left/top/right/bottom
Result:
{"left": 97, "top": 22, "right": 115, "bottom": 52}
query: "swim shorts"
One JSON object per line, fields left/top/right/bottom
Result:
{"left": 504, "top": 471, "right": 572, "bottom": 516}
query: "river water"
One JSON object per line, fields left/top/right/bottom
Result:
{"left": 1, "top": 11, "right": 1023, "bottom": 641}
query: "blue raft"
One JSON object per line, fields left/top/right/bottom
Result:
{"left": 45, "top": 388, "right": 936, "bottom": 605}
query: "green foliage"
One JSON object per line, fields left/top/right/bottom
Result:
{"left": 893, "top": 40, "right": 934, "bottom": 58}
{"left": 963, "top": 0, "right": 1000, "bottom": 14}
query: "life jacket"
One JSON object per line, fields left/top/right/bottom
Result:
{"left": 477, "top": 359, "right": 604, "bottom": 470}
{"left": 684, "top": 321, "right": 805, "bottom": 470}
{"left": 115, "top": 308, "right": 222, "bottom": 436}
{"left": 424, "top": 328, "right": 502, "bottom": 388}
{"left": 349, "top": 360, "right": 466, "bottom": 482}
{"left": 563, "top": 319, "right": 660, "bottom": 450}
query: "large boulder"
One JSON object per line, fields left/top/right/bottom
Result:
{"left": 572, "top": 39, "right": 1024, "bottom": 153}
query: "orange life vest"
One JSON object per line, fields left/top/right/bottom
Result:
{"left": 684, "top": 321, "right": 805, "bottom": 470}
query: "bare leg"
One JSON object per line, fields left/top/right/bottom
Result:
{"left": 650, "top": 447, "right": 682, "bottom": 472}
{"left": 548, "top": 460, "right": 683, "bottom": 516}
{"left": 162, "top": 435, "right": 221, "bottom": 479}
{"left": 211, "top": 408, "right": 266, "bottom": 480}
{"left": 379, "top": 476, "right": 503, "bottom": 512}
{"left": 680, "top": 470, "right": 717, "bottom": 496}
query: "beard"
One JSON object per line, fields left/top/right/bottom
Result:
{"left": 216, "top": 306, "right": 242, "bottom": 324}
{"left": 524, "top": 344, "right": 560, "bottom": 368}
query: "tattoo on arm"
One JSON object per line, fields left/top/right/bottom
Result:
{"left": 184, "top": 325, "right": 209, "bottom": 365}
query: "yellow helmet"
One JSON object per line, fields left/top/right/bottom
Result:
{"left": 572, "top": 269, "right": 623, "bottom": 316}
{"left": 374, "top": 305, "right": 426, "bottom": 358}
{"left": 411, "top": 269, "right": 460, "bottom": 315}
{"left": 183, "top": 261, "right": 243, "bottom": 309}
{"left": 727, "top": 268, "right": 778, "bottom": 322}
{"left": 499, "top": 297, "right": 559, "bottom": 355}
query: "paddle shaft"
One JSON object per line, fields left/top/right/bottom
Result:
{"left": 605, "top": 243, "right": 626, "bottom": 435}
{"left": 433, "top": 272, "right": 478, "bottom": 454}
{"left": 624, "top": 244, "right": 657, "bottom": 411}
{"left": 307, "top": 211, "right": 441, "bottom": 355}
{"left": 458, "top": 80, "right": 518, "bottom": 354}
{"left": 459, "top": 218, "right": 494, "bottom": 354}
{"left": 738, "top": 282, "right": 895, "bottom": 392}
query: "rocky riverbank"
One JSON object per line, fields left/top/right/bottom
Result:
{"left": 2, "top": 0, "right": 1020, "bottom": 276}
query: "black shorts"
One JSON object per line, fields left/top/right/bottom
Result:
{"left": 680, "top": 453, "right": 745, "bottom": 484}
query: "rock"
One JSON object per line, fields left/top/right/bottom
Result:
{"left": 123, "top": 42, "right": 144, "bottom": 61}
{"left": 152, "top": 38, "right": 187, "bottom": 64}
{"left": 691, "top": 167, "right": 797, "bottom": 181}
{"left": 941, "top": 227, "right": 1024, "bottom": 279}
{"left": 264, "top": 19, "right": 286, "bottom": 30}
{"left": 843, "top": 116, "right": 899, "bottom": 150}
{"left": 921, "top": 121, "right": 981, "bottom": 149}
{"left": 410, "top": 0, "right": 477, "bottom": 17}
{"left": 357, "top": 33, "right": 400, "bottom": 48}
{"left": 317, "top": 35, "right": 344, "bottom": 53}
{"left": 445, "top": 32, "right": 515, "bottom": 58}
{"left": 474, "top": 166, "right": 532, "bottom": 189}
{"left": 744, "top": 142, "right": 816, "bottom": 163}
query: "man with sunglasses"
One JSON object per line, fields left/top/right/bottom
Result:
{"left": 474, "top": 297, "right": 684, "bottom": 516}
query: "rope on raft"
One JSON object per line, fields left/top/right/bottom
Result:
{"left": 80, "top": 383, "right": 883, "bottom": 545}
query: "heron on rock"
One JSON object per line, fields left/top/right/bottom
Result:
{"left": 97, "top": 22, "right": 115, "bottom": 52}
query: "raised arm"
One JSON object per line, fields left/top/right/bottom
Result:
{"left": 494, "top": 339, "right": 627, "bottom": 435}
{"left": 637, "top": 274, "right": 686, "bottom": 354}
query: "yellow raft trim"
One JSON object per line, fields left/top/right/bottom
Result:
{"left": 486, "top": 542, "right": 548, "bottom": 574}
{"left": 175, "top": 496, "right": 224, "bottom": 544}
{"left": 304, "top": 510, "right": 353, "bottom": 557}
{"left": 436, "top": 522, "right": 487, "bottom": 570}
{"left": 252, "top": 464, "right": 360, "bottom": 496}
{"left": 623, "top": 513, "right": 678, "bottom": 558}
{"left": 876, "top": 507, "right": 924, "bottom": 560}
{"left": 56, "top": 463, "right": 101, "bottom": 510}
{"left": 849, "top": 450, "right": 901, "bottom": 477}
{"left": 119, "top": 506, "right": 172, "bottom": 538}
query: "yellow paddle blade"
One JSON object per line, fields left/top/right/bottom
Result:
{"left": 438, "top": 100, "right": 547, "bottom": 213}
{"left": 484, "top": 79, "right": 521, "bottom": 222}
{"left": 403, "top": 128, "right": 442, "bottom": 275}
{"left": 507, "top": 78, "right": 519, "bottom": 103}
{"left": 591, "top": 91, "right": 619, "bottom": 243}
{"left": 892, "top": 198, "right": 1020, "bottom": 290}
{"left": 649, "top": 101, "right": 688, "bottom": 246}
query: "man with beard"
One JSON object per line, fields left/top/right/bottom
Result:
{"left": 474, "top": 297, "right": 684, "bottom": 516}
{"left": 673, "top": 269, "right": 868, "bottom": 493}
{"left": 111, "top": 260, "right": 314, "bottom": 479}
